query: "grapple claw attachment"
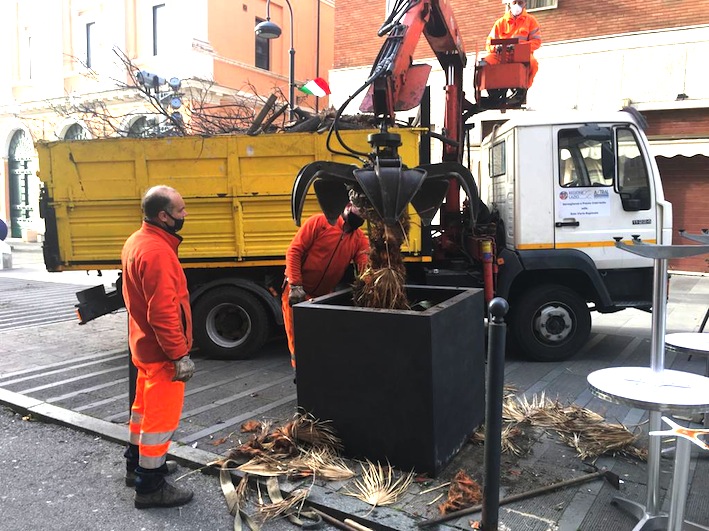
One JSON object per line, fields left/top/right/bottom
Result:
{"left": 353, "top": 159, "right": 427, "bottom": 226}
{"left": 417, "top": 162, "right": 481, "bottom": 224}
{"left": 313, "top": 180, "right": 351, "bottom": 225}
{"left": 411, "top": 179, "right": 450, "bottom": 226}
{"left": 291, "top": 161, "right": 357, "bottom": 226}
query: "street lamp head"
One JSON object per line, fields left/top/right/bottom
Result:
{"left": 255, "top": 19, "right": 282, "bottom": 39}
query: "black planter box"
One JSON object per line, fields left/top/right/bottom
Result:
{"left": 293, "top": 285, "right": 485, "bottom": 476}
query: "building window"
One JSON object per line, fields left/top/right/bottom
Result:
{"left": 490, "top": 141, "right": 506, "bottom": 178}
{"left": 86, "top": 22, "right": 95, "bottom": 68}
{"left": 153, "top": 4, "right": 165, "bottom": 56}
{"left": 65, "top": 123, "right": 88, "bottom": 140}
{"left": 527, "top": 0, "right": 558, "bottom": 10}
{"left": 128, "top": 116, "right": 154, "bottom": 137}
{"left": 255, "top": 18, "right": 270, "bottom": 70}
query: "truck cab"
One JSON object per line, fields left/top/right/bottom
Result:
{"left": 481, "top": 110, "right": 672, "bottom": 360}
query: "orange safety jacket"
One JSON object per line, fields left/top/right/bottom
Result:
{"left": 282, "top": 214, "right": 369, "bottom": 367}
{"left": 486, "top": 10, "right": 542, "bottom": 54}
{"left": 121, "top": 221, "right": 193, "bottom": 364}
{"left": 285, "top": 214, "right": 369, "bottom": 297}
{"left": 485, "top": 10, "right": 542, "bottom": 87}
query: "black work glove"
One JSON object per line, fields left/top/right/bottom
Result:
{"left": 173, "top": 356, "right": 195, "bottom": 382}
{"left": 288, "top": 285, "right": 307, "bottom": 306}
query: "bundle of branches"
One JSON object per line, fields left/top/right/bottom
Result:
{"left": 438, "top": 470, "right": 482, "bottom": 515}
{"left": 286, "top": 109, "right": 377, "bottom": 133}
{"left": 223, "top": 412, "right": 353, "bottom": 481}
{"left": 353, "top": 203, "right": 411, "bottom": 310}
{"left": 472, "top": 392, "right": 646, "bottom": 461}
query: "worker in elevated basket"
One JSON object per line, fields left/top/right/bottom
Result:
{"left": 282, "top": 203, "right": 369, "bottom": 370}
{"left": 484, "top": 0, "right": 542, "bottom": 100}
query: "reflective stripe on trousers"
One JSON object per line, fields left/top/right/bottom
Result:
{"left": 130, "top": 358, "right": 184, "bottom": 470}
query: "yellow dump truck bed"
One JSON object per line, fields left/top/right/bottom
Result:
{"left": 37, "top": 129, "right": 424, "bottom": 271}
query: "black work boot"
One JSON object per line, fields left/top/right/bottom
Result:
{"left": 134, "top": 464, "right": 193, "bottom": 509}
{"left": 124, "top": 445, "right": 178, "bottom": 487}
{"left": 126, "top": 461, "right": 179, "bottom": 487}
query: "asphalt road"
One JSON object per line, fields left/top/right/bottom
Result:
{"left": 0, "top": 405, "right": 238, "bottom": 531}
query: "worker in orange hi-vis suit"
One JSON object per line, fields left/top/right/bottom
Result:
{"left": 484, "top": 0, "right": 542, "bottom": 93}
{"left": 282, "top": 203, "right": 369, "bottom": 370}
{"left": 121, "top": 185, "right": 195, "bottom": 510}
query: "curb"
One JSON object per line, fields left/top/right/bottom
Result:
{"left": 0, "top": 387, "right": 436, "bottom": 531}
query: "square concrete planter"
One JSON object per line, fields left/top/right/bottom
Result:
{"left": 293, "top": 285, "right": 485, "bottom": 476}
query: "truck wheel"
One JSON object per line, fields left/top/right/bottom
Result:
{"left": 509, "top": 284, "right": 591, "bottom": 362}
{"left": 192, "top": 287, "right": 268, "bottom": 360}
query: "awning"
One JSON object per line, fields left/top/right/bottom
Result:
{"left": 649, "top": 138, "right": 709, "bottom": 158}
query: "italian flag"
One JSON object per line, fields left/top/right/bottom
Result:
{"left": 299, "top": 77, "right": 331, "bottom": 98}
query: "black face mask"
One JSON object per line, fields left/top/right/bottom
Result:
{"left": 344, "top": 211, "right": 364, "bottom": 232}
{"left": 163, "top": 211, "right": 185, "bottom": 233}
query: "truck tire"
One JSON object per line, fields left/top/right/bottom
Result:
{"left": 509, "top": 284, "right": 591, "bottom": 362}
{"left": 192, "top": 287, "right": 269, "bottom": 360}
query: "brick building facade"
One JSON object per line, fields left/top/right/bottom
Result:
{"left": 331, "top": 0, "right": 709, "bottom": 272}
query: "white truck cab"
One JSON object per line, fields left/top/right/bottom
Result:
{"left": 481, "top": 109, "right": 672, "bottom": 360}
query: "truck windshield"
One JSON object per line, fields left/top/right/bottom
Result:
{"left": 558, "top": 128, "right": 613, "bottom": 188}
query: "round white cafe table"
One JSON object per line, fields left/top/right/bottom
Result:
{"left": 588, "top": 367, "right": 709, "bottom": 531}
{"left": 666, "top": 333, "right": 709, "bottom": 428}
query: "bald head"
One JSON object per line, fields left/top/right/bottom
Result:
{"left": 142, "top": 185, "right": 187, "bottom": 233}
{"left": 142, "top": 185, "right": 180, "bottom": 219}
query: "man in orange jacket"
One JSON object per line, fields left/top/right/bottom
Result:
{"left": 484, "top": 0, "right": 542, "bottom": 100}
{"left": 282, "top": 203, "right": 369, "bottom": 369}
{"left": 121, "top": 185, "right": 195, "bottom": 509}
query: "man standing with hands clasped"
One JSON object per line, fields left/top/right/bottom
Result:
{"left": 121, "top": 185, "right": 195, "bottom": 509}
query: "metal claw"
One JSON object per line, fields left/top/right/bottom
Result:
{"left": 353, "top": 158, "right": 427, "bottom": 226}
{"left": 291, "top": 161, "right": 358, "bottom": 226}
{"left": 415, "top": 162, "right": 481, "bottom": 225}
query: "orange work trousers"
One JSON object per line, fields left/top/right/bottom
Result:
{"left": 128, "top": 358, "right": 185, "bottom": 469}
{"left": 483, "top": 53, "right": 538, "bottom": 88}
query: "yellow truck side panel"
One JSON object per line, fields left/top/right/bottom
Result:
{"left": 37, "top": 129, "right": 423, "bottom": 271}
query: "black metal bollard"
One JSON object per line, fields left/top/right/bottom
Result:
{"left": 481, "top": 297, "right": 509, "bottom": 531}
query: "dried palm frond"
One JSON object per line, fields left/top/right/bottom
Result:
{"left": 346, "top": 460, "right": 414, "bottom": 508}
{"left": 241, "top": 419, "right": 262, "bottom": 433}
{"left": 438, "top": 470, "right": 482, "bottom": 514}
{"left": 470, "top": 422, "right": 526, "bottom": 456}
{"left": 237, "top": 455, "right": 292, "bottom": 477}
{"left": 257, "top": 488, "right": 309, "bottom": 521}
{"left": 471, "top": 392, "right": 645, "bottom": 460}
{"left": 226, "top": 413, "right": 343, "bottom": 464}
{"left": 501, "top": 424, "right": 525, "bottom": 456}
{"left": 289, "top": 447, "right": 355, "bottom": 481}
{"left": 276, "top": 412, "right": 343, "bottom": 451}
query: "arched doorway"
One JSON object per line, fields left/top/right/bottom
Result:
{"left": 8, "top": 130, "right": 35, "bottom": 239}
{"left": 64, "top": 123, "right": 88, "bottom": 140}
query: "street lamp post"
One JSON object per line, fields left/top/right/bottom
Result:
{"left": 255, "top": 0, "right": 295, "bottom": 120}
